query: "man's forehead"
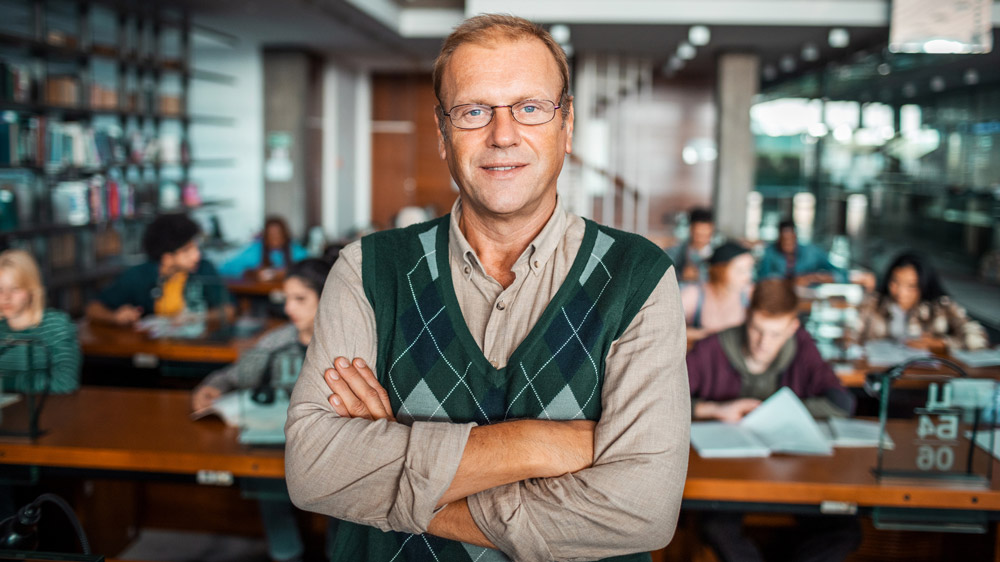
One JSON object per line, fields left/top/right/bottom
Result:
{"left": 440, "top": 37, "right": 561, "bottom": 102}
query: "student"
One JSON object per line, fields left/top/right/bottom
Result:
{"left": 667, "top": 207, "right": 716, "bottom": 284}
{"left": 757, "top": 219, "right": 846, "bottom": 286}
{"left": 681, "top": 242, "right": 755, "bottom": 342}
{"left": 192, "top": 258, "right": 333, "bottom": 562}
{"left": 219, "top": 216, "right": 308, "bottom": 280}
{"left": 86, "top": 213, "right": 232, "bottom": 326}
{"left": 852, "top": 252, "right": 988, "bottom": 351}
{"left": 687, "top": 279, "right": 858, "bottom": 561}
{"left": 0, "top": 249, "right": 80, "bottom": 394}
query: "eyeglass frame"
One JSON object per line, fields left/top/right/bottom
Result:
{"left": 441, "top": 99, "right": 563, "bottom": 130}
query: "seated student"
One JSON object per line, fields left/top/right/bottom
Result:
{"left": 0, "top": 250, "right": 80, "bottom": 394}
{"left": 688, "top": 279, "right": 858, "bottom": 561}
{"left": 667, "top": 207, "right": 716, "bottom": 284}
{"left": 681, "top": 242, "right": 755, "bottom": 342}
{"left": 853, "top": 252, "right": 988, "bottom": 351}
{"left": 757, "top": 219, "right": 847, "bottom": 286}
{"left": 219, "top": 216, "right": 308, "bottom": 280}
{"left": 86, "top": 213, "right": 233, "bottom": 326}
{"left": 192, "top": 258, "right": 333, "bottom": 562}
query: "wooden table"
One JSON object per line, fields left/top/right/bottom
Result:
{"left": 0, "top": 387, "right": 284, "bottom": 479}
{"left": 79, "top": 318, "right": 281, "bottom": 365}
{"left": 835, "top": 355, "right": 1000, "bottom": 389}
{"left": 686, "top": 419, "right": 1000, "bottom": 513}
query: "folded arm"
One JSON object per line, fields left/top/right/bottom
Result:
{"left": 465, "top": 271, "right": 691, "bottom": 562}
{"left": 285, "top": 243, "right": 602, "bottom": 537}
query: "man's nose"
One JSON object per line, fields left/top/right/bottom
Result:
{"left": 487, "top": 106, "right": 521, "bottom": 148}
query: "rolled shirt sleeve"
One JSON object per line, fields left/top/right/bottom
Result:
{"left": 284, "top": 242, "right": 474, "bottom": 534}
{"left": 466, "top": 268, "right": 691, "bottom": 561}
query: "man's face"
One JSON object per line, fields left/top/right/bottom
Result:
{"left": 745, "top": 311, "right": 799, "bottom": 367}
{"left": 778, "top": 227, "right": 797, "bottom": 255}
{"left": 435, "top": 37, "right": 573, "bottom": 221}
{"left": 163, "top": 240, "right": 201, "bottom": 274}
{"left": 689, "top": 222, "right": 713, "bottom": 249}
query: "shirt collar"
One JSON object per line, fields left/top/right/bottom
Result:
{"left": 448, "top": 196, "right": 569, "bottom": 280}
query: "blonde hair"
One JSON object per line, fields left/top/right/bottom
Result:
{"left": 0, "top": 249, "right": 45, "bottom": 324}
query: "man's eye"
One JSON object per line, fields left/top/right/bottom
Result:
{"left": 520, "top": 103, "right": 541, "bottom": 113}
{"left": 459, "top": 107, "right": 485, "bottom": 118}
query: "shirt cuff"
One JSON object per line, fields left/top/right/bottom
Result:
{"left": 386, "top": 420, "right": 475, "bottom": 534}
{"left": 467, "top": 483, "right": 553, "bottom": 562}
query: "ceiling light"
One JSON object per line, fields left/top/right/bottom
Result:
{"left": 780, "top": 55, "right": 796, "bottom": 73}
{"left": 677, "top": 42, "right": 696, "bottom": 60}
{"left": 549, "top": 24, "right": 571, "bottom": 45}
{"left": 561, "top": 44, "right": 574, "bottom": 58}
{"left": 801, "top": 43, "right": 819, "bottom": 62}
{"left": 667, "top": 56, "right": 684, "bottom": 71}
{"left": 688, "top": 25, "right": 710, "bottom": 46}
{"left": 964, "top": 69, "right": 979, "bottom": 85}
{"left": 930, "top": 76, "right": 945, "bottom": 92}
{"left": 902, "top": 82, "right": 917, "bottom": 98}
{"left": 877, "top": 63, "right": 891, "bottom": 76}
{"left": 828, "top": 28, "right": 849, "bottom": 48}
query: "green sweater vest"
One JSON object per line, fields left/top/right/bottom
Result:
{"left": 330, "top": 215, "right": 671, "bottom": 562}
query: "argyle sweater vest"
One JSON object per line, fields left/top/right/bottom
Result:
{"left": 329, "top": 215, "right": 671, "bottom": 562}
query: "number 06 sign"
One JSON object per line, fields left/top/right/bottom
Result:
{"left": 874, "top": 378, "right": 998, "bottom": 486}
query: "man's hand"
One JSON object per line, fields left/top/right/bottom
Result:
{"left": 695, "top": 398, "right": 761, "bottom": 423}
{"left": 191, "top": 386, "right": 221, "bottom": 411}
{"left": 113, "top": 305, "right": 142, "bottom": 326}
{"left": 324, "top": 357, "right": 395, "bottom": 421}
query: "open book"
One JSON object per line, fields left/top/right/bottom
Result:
{"left": 191, "top": 389, "right": 289, "bottom": 445}
{"left": 691, "top": 387, "right": 833, "bottom": 458}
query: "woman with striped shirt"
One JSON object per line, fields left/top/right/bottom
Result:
{"left": 0, "top": 249, "right": 80, "bottom": 394}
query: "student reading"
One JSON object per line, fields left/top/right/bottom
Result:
{"left": 192, "top": 258, "right": 334, "bottom": 562}
{"left": 218, "top": 215, "right": 309, "bottom": 280}
{"left": 85, "top": 213, "right": 232, "bottom": 325}
{"left": 687, "top": 279, "right": 858, "bottom": 561}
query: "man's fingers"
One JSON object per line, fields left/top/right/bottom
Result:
{"left": 325, "top": 365, "right": 372, "bottom": 420}
{"left": 337, "top": 358, "right": 390, "bottom": 420}
{"left": 351, "top": 358, "right": 394, "bottom": 420}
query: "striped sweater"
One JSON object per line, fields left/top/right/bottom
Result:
{"left": 0, "top": 309, "right": 81, "bottom": 394}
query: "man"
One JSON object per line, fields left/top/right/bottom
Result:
{"left": 86, "top": 213, "right": 231, "bottom": 326}
{"left": 687, "top": 279, "right": 858, "bottom": 561}
{"left": 285, "top": 14, "right": 689, "bottom": 562}
{"left": 667, "top": 207, "right": 715, "bottom": 284}
{"left": 757, "top": 219, "right": 846, "bottom": 286}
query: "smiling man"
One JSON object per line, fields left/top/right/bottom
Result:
{"left": 285, "top": 14, "right": 689, "bottom": 562}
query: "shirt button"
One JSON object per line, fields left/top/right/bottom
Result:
{"left": 534, "top": 260, "right": 540, "bottom": 268}
{"left": 496, "top": 300, "right": 506, "bottom": 311}
{"left": 464, "top": 265, "right": 471, "bottom": 275}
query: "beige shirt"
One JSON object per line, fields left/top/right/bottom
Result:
{"left": 285, "top": 199, "right": 690, "bottom": 562}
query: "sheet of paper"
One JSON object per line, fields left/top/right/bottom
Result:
{"left": 863, "top": 340, "right": 931, "bottom": 368}
{"left": 827, "top": 418, "right": 894, "bottom": 449}
{"left": 970, "top": 429, "right": 1000, "bottom": 461}
{"left": 742, "top": 387, "right": 833, "bottom": 455}
{"left": 690, "top": 422, "right": 771, "bottom": 458}
{"left": 952, "top": 348, "right": 1000, "bottom": 368}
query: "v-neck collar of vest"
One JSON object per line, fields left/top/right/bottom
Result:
{"left": 434, "top": 216, "right": 599, "bottom": 375}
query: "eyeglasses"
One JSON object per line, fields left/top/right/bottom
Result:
{"left": 443, "top": 99, "right": 561, "bottom": 130}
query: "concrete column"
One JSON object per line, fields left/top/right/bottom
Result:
{"left": 714, "top": 52, "right": 759, "bottom": 240}
{"left": 263, "top": 50, "right": 322, "bottom": 239}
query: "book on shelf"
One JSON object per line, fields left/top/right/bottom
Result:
{"left": 0, "top": 61, "right": 32, "bottom": 103}
{"left": 0, "top": 169, "right": 35, "bottom": 231}
{"left": 690, "top": 387, "right": 834, "bottom": 458}
{"left": 45, "top": 75, "right": 79, "bottom": 106}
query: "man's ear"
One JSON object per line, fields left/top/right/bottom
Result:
{"left": 563, "top": 97, "right": 574, "bottom": 154}
{"left": 789, "top": 316, "right": 801, "bottom": 334}
{"left": 434, "top": 110, "right": 447, "bottom": 160}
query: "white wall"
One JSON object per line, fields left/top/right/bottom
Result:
{"left": 321, "top": 61, "right": 372, "bottom": 240}
{"left": 189, "top": 38, "right": 265, "bottom": 245}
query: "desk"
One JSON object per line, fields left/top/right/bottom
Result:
{"left": 0, "top": 387, "right": 284, "bottom": 478}
{"left": 79, "top": 319, "right": 281, "bottom": 365}
{"left": 686, "top": 420, "right": 1000, "bottom": 512}
{"left": 835, "top": 355, "right": 1000, "bottom": 389}
{"left": 226, "top": 278, "right": 284, "bottom": 317}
